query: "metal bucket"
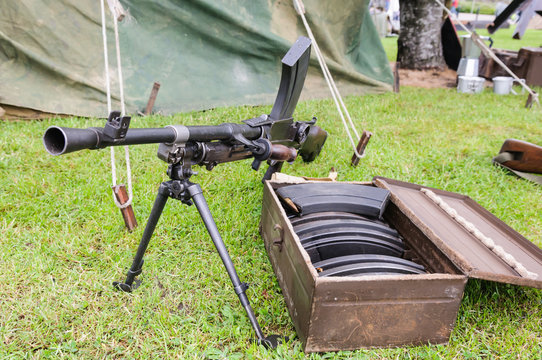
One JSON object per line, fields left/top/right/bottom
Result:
{"left": 460, "top": 35, "right": 492, "bottom": 59}
{"left": 457, "top": 76, "right": 485, "bottom": 94}
{"left": 457, "top": 58, "right": 479, "bottom": 77}
{"left": 461, "top": 35, "right": 481, "bottom": 58}
{"left": 492, "top": 76, "right": 525, "bottom": 95}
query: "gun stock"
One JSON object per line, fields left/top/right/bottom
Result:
{"left": 498, "top": 139, "right": 542, "bottom": 174}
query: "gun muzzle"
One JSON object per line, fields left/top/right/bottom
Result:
{"left": 43, "top": 125, "right": 180, "bottom": 156}
{"left": 43, "top": 126, "right": 100, "bottom": 155}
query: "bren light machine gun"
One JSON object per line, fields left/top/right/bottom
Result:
{"left": 42, "top": 37, "right": 327, "bottom": 347}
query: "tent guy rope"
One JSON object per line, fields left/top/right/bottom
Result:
{"left": 100, "top": 0, "right": 134, "bottom": 210}
{"left": 293, "top": 0, "right": 371, "bottom": 160}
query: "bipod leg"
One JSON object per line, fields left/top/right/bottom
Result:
{"left": 187, "top": 183, "right": 284, "bottom": 348}
{"left": 113, "top": 182, "right": 170, "bottom": 292}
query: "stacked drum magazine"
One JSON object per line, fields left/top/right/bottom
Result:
{"left": 276, "top": 183, "right": 426, "bottom": 277}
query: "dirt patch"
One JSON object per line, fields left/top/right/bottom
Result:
{"left": 391, "top": 62, "right": 458, "bottom": 89}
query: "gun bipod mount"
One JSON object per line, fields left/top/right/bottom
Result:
{"left": 112, "top": 160, "right": 284, "bottom": 347}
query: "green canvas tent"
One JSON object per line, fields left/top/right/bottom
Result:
{"left": 0, "top": 0, "right": 392, "bottom": 118}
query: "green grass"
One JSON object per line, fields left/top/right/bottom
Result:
{"left": 381, "top": 27, "right": 542, "bottom": 62}
{"left": 1, "top": 87, "right": 541, "bottom": 358}
{"left": 381, "top": 36, "right": 399, "bottom": 62}
{"left": 458, "top": 1, "right": 496, "bottom": 15}
{"left": 460, "top": 28, "right": 542, "bottom": 52}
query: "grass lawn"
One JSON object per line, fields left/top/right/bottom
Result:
{"left": 457, "top": 1, "right": 497, "bottom": 15}
{"left": 381, "top": 27, "right": 542, "bottom": 62}
{"left": 1, "top": 83, "right": 542, "bottom": 358}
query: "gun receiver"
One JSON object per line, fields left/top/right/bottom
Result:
{"left": 42, "top": 37, "right": 326, "bottom": 348}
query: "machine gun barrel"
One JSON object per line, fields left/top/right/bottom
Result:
{"left": 43, "top": 126, "right": 173, "bottom": 155}
{"left": 43, "top": 123, "right": 262, "bottom": 156}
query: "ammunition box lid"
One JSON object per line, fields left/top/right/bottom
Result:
{"left": 373, "top": 177, "right": 542, "bottom": 289}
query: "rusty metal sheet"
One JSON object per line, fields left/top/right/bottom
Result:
{"left": 373, "top": 177, "right": 542, "bottom": 289}
{"left": 305, "top": 275, "right": 467, "bottom": 352}
{"left": 385, "top": 201, "right": 464, "bottom": 275}
{"left": 260, "top": 181, "right": 317, "bottom": 343}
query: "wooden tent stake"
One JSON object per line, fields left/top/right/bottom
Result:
{"left": 393, "top": 62, "right": 400, "bottom": 93}
{"left": 113, "top": 184, "right": 138, "bottom": 231}
{"left": 525, "top": 92, "right": 536, "bottom": 109}
{"left": 351, "top": 130, "right": 373, "bottom": 166}
{"left": 144, "top": 82, "right": 161, "bottom": 115}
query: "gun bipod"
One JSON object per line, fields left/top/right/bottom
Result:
{"left": 113, "top": 163, "right": 283, "bottom": 347}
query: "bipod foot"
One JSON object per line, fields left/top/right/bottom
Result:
{"left": 113, "top": 260, "right": 144, "bottom": 293}
{"left": 255, "top": 334, "right": 288, "bottom": 349}
{"left": 113, "top": 279, "right": 141, "bottom": 293}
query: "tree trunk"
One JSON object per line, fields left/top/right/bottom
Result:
{"left": 397, "top": 0, "right": 446, "bottom": 70}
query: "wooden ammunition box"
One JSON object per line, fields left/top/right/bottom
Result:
{"left": 479, "top": 47, "right": 542, "bottom": 86}
{"left": 512, "top": 47, "right": 542, "bottom": 87}
{"left": 259, "top": 177, "right": 542, "bottom": 352}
